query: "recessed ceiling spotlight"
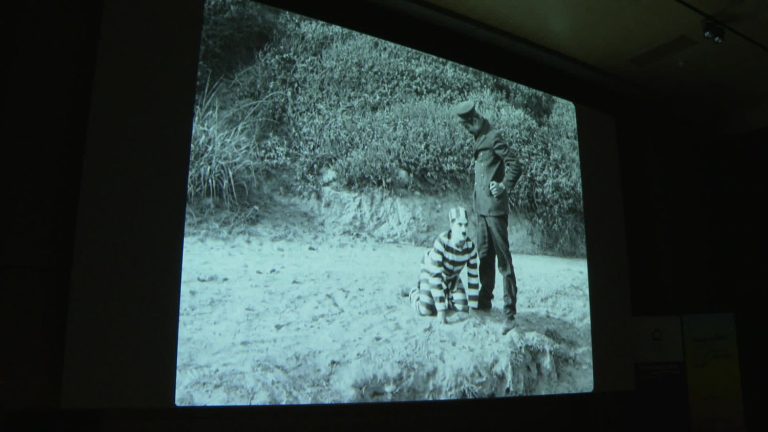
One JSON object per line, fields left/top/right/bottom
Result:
{"left": 703, "top": 20, "right": 725, "bottom": 44}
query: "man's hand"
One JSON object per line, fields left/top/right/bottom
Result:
{"left": 490, "top": 181, "right": 505, "bottom": 198}
{"left": 447, "top": 311, "right": 469, "bottom": 324}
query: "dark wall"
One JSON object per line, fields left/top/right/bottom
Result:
{"left": 2, "top": 0, "right": 763, "bottom": 430}
{"left": 2, "top": 0, "right": 102, "bottom": 410}
{"left": 617, "top": 109, "right": 765, "bottom": 430}
{"left": 621, "top": 117, "right": 765, "bottom": 316}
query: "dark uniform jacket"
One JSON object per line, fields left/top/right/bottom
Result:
{"left": 472, "top": 120, "right": 523, "bottom": 216}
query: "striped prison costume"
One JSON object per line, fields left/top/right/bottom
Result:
{"left": 410, "top": 231, "right": 480, "bottom": 315}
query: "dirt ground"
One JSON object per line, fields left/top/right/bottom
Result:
{"left": 175, "top": 207, "right": 593, "bottom": 406}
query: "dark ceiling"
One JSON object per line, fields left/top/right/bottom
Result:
{"left": 416, "top": 0, "right": 768, "bottom": 135}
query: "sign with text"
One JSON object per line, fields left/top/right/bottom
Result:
{"left": 683, "top": 314, "right": 744, "bottom": 432}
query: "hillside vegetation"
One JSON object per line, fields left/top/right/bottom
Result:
{"left": 187, "top": 0, "right": 586, "bottom": 256}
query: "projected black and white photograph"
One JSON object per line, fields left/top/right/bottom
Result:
{"left": 176, "top": 0, "right": 592, "bottom": 406}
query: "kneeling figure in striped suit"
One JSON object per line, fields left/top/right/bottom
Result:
{"left": 410, "top": 207, "right": 480, "bottom": 323}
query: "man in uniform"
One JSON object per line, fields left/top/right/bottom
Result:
{"left": 451, "top": 101, "right": 523, "bottom": 325}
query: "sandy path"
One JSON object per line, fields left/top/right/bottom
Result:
{"left": 175, "top": 226, "right": 592, "bottom": 406}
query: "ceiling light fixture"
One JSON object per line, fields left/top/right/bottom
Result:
{"left": 675, "top": 0, "right": 768, "bottom": 54}
{"left": 702, "top": 20, "right": 725, "bottom": 44}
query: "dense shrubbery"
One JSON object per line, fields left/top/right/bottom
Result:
{"left": 513, "top": 99, "right": 585, "bottom": 255}
{"left": 197, "top": 0, "right": 280, "bottom": 83}
{"left": 187, "top": 0, "right": 585, "bottom": 255}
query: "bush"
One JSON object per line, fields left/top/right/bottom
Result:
{"left": 511, "top": 100, "right": 584, "bottom": 255}
{"left": 198, "top": 0, "right": 280, "bottom": 83}
{"left": 332, "top": 99, "right": 471, "bottom": 192}
{"left": 187, "top": 79, "right": 290, "bottom": 209}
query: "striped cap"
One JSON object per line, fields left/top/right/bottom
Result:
{"left": 450, "top": 101, "right": 476, "bottom": 118}
{"left": 449, "top": 207, "right": 468, "bottom": 224}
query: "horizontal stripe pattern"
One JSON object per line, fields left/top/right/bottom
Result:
{"left": 413, "top": 231, "right": 479, "bottom": 313}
